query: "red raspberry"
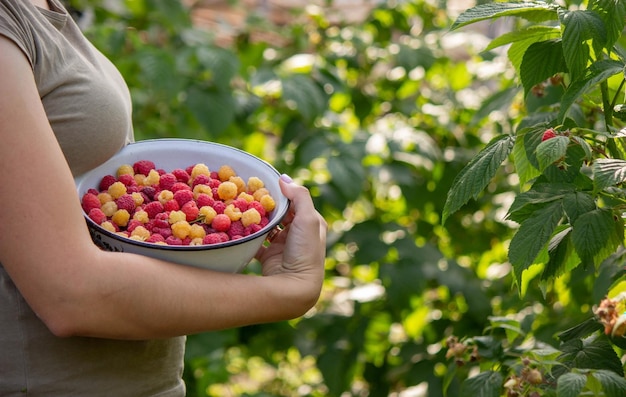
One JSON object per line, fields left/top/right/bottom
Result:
{"left": 212, "top": 201, "right": 226, "bottom": 214}
{"left": 185, "top": 165, "right": 194, "bottom": 175}
{"left": 165, "top": 236, "right": 183, "bottom": 245}
{"left": 170, "top": 182, "right": 191, "bottom": 193}
{"left": 81, "top": 193, "right": 101, "bottom": 213}
{"left": 181, "top": 237, "right": 192, "bottom": 245}
{"left": 181, "top": 201, "right": 199, "bottom": 222}
{"left": 163, "top": 199, "right": 180, "bottom": 212}
{"left": 542, "top": 128, "right": 557, "bottom": 141}
{"left": 208, "top": 178, "right": 221, "bottom": 188}
{"left": 159, "top": 173, "right": 177, "bottom": 191}
{"left": 232, "top": 198, "right": 249, "bottom": 211}
{"left": 245, "top": 223, "right": 262, "bottom": 235}
{"left": 153, "top": 226, "right": 172, "bottom": 239}
{"left": 133, "top": 160, "right": 156, "bottom": 176}
{"left": 99, "top": 175, "right": 117, "bottom": 192}
{"left": 202, "top": 233, "right": 223, "bottom": 245}
{"left": 140, "top": 186, "right": 157, "bottom": 201}
{"left": 87, "top": 188, "right": 99, "bottom": 196}
{"left": 228, "top": 220, "right": 245, "bottom": 238}
{"left": 196, "top": 193, "right": 214, "bottom": 208}
{"left": 172, "top": 168, "right": 190, "bottom": 183}
{"left": 126, "top": 219, "right": 143, "bottom": 233}
{"left": 212, "top": 213, "right": 231, "bottom": 232}
{"left": 126, "top": 185, "right": 140, "bottom": 194}
{"left": 116, "top": 194, "right": 136, "bottom": 213}
{"left": 144, "top": 201, "right": 164, "bottom": 219}
{"left": 173, "top": 189, "right": 194, "bottom": 207}
{"left": 88, "top": 208, "right": 107, "bottom": 225}
{"left": 210, "top": 171, "right": 219, "bottom": 179}
{"left": 191, "top": 174, "right": 210, "bottom": 188}
{"left": 118, "top": 174, "right": 136, "bottom": 187}
{"left": 146, "top": 234, "right": 165, "bottom": 244}
{"left": 260, "top": 216, "right": 269, "bottom": 228}
{"left": 154, "top": 213, "right": 170, "bottom": 228}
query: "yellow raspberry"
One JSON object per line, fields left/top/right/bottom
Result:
{"left": 252, "top": 187, "right": 270, "bottom": 201}
{"left": 108, "top": 181, "right": 127, "bottom": 199}
{"left": 169, "top": 210, "right": 186, "bottom": 224}
{"left": 131, "top": 226, "right": 150, "bottom": 240}
{"left": 111, "top": 209, "right": 130, "bottom": 227}
{"left": 189, "top": 223, "right": 206, "bottom": 240}
{"left": 229, "top": 176, "right": 246, "bottom": 194}
{"left": 191, "top": 163, "right": 210, "bottom": 180}
{"left": 189, "top": 237, "right": 204, "bottom": 246}
{"left": 145, "top": 169, "right": 160, "bottom": 186}
{"left": 157, "top": 190, "right": 174, "bottom": 205}
{"left": 238, "top": 192, "right": 254, "bottom": 203}
{"left": 154, "top": 241, "right": 168, "bottom": 246}
{"left": 217, "top": 181, "right": 238, "bottom": 200}
{"left": 98, "top": 192, "right": 113, "bottom": 204}
{"left": 224, "top": 204, "right": 242, "bottom": 221}
{"left": 241, "top": 208, "right": 261, "bottom": 227}
{"left": 193, "top": 184, "right": 213, "bottom": 198}
{"left": 260, "top": 194, "right": 276, "bottom": 212}
{"left": 101, "top": 201, "right": 118, "bottom": 217}
{"left": 171, "top": 221, "right": 191, "bottom": 239}
{"left": 134, "top": 173, "right": 147, "bottom": 186}
{"left": 131, "top": 192, "right": 145, "bottom": 207}
{"left": 133, "top": 210, "right": 149, "bottom": 223}
{"left": 116, "top": 164, "right": 134, "bottom": 177}
{"left": 199, "top": 206, "right": 217, "bottom": 224}
{"left": 101, "top": 221, "right": 117, "bottom": 233}
{"left": 218, "top": 165, "right": 236, "bottom": 181}
{"left": 247, "top": 176, "right": 264, "bottom": 192}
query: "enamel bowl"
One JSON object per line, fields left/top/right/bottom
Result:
{"left": 74, "top": 138, "right": 289, "bottom": 273}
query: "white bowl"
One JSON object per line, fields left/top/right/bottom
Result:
{"left": 74, "top": 138, "right": 289, "bottom": 273}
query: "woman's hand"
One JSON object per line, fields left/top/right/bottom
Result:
{"left": 255, "top": 175, "right": 327, "bottom": 309}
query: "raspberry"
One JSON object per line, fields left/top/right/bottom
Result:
{"left": 241, "top": 208, "right": 261, "bottom": 227}
{"left": 212, "top": 201, "right": 226, "bottom": 214}
{"left": 248, "top": 200, "right": 266, "bottom": 217}
{"left": 252, "top": 188, "right": 270, "bottom": 201}
{"left": 208, "top": 178, "right": 221, "bottom": 188}
{"left": 191, "top": 163, "right": 210, "bottom": 180}
{"left": 145, "top": 169, "right": 160, "bottom": 186}
{"left": 218, "top": 165, "right": 236, "bottom": 181}
{"left": 97, "top": 192, "right": 113, "bottom": 204}
{"left": 199, "top": 206, "right": 217, "bottom": 224}
{"left": 146, "top": 233, "right": 165, "bottom": 244}
{"left": 111, "top": 209, "right": 131, "bottom": 227}
{"left": 88, "top": 208, "right": 107, "bottom": 225}
{"left": 191, "top": 173, "right": 210, "bottom": 188}
{"left": 118, "top": 173, "right": 137, "bottom": 187}
{"left": 172, "top": 168, "right": 190, "bottom": 183}
{"left": 169, "top": 210, "right": 187, "bottom": 224}
{"left": 101, "top": 201, "right": 118, "bottom": 217}
{"left": 81, "top": 193, "right": 101, "bottom": 213}
{"left": 228, "top": 220, "right": 245, "bottom": 238}
{"left": 224, "top": 204, "right": 242, "bottom": 221}
{"left": 193, "top": 184, "right": 212, "bottom": 198}
{"left": 140, "top": 186, "right": 156, "bottom": 201}
{"left": 144, "top": 201, "right": 164, "bottom": 219}
{"left": 259, "top": 195, "right": 275, "bottom": 213}
{"left": 247, "top": 176, "right": 264, "bottom": 192}
{"left": 181, "top": 200, "right": 200, "bottom": 222}
{"left": 101, "top": 221, "right": 118, "bottom": 233}
{"left": 133, "top": 160, "right": 156, "bottom": 176}
{"left": 217, "top": 181, "right": 238, "bottom": 200}
{"left": 158, "top": 173, "right": 177, "bottom": 191}
{"left": 196, "top": 193, "right": 214, "bottom": 208}
{"left": 132, "top": 209, "right": 149, "bottom": 223}
{"left": 542, "top": 128, "right": 557, "bottom": 141}
{"left": 116, "top": 164, "right": 134, "bottom": 177}
{"left": 165, "top": 236, "right": 183, "bottom": 245}
{"left": 163, "top": 199, "right": 180, "bottom": 212}
{"left": 153, "top": 226, "right": 172, "bottom": 239}
{"left": 126, "top": 219, "right": 143, "bottom": 233}
{"left": 115, "top": 194, "right": 136, "bottom": 213}
{"left": 170, "top": 182, "right": 192, "bottom": 193}
{"left": 99, "top": 175, "right": 117, "bottom": 192}
{"left": 229, "top": 176, "right": 245, "bottom": 194}
{"left": 202, "top": 233, "right": 223, "bottom": 245}
{"left": 173, "top": 189, "right": 194, "bottom": 207}
{"left": 157, "top": 190, "right": 174, "bottom": 205}
{"left": 108, "top": 181, "right": 127, "bottom": 199}
{"left": 189, "top": 224, "right": 206, "bottom": 240}
{"left": 212, "top": 213, "right": 231, "bottom": 232}
{"left": 246, "top": 223, "right": 262, "bottom": 235}
{"left": 131, "top": 192, "right": 145, "bottom": 207}
{"left": 171, "top": 221, "right": 192, "bottom": 239}
{"left": 232, "top": 197, "right": 249, "bottom": 211}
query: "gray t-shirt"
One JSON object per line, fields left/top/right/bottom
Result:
{"left": 0, "top": 0, "right": 186, "bottom": 395}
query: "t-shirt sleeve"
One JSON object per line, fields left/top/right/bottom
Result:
{"left": 0, "top": 0, "right": 36, "bottom": 69}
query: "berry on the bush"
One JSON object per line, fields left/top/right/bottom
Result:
{"left": 541, "top": 128, "right": 557, "bottom": 141}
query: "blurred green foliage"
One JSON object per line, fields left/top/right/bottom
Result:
{"left": 66, "top": 0, "right": 626, "bottom": 395}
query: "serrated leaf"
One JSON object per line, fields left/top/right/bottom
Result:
{"left": 520, "top": 39, "right": 569, "bottom": 98}
{"left": 562, "top": 191, "right": 596, "bottom": 224}
{"left": 442, "top": 135, "right": 515, "bottom": 223}
{"left": 451, "top": 1, "right": 559, "bottom": 31}
{"left": 523, "top": 125, "right": 550, "bottom": 170}
{"left": 506, "top": 186, "right": 568, "bottom": 224}
{"left": 281, "top": 74, "right": 327, "bottom": 122}
{"left": 536, "top": 135, "right": 569, "bottom": 171}
{"left": 571, "top": 135, "right": 593, "bottom": 160}
{"left": 557, "top": 372, "right": 587, "bottom": 397}
{"left": 592, "top": 158, "right": 626, "bottom": 191}
{"left": 512, "top": 130, "right": 542, "bottom": 186}
{"left": 186, "top": 87, "right": 235, "bottom": 135}
{"left": 459, "top": 370, "right": 503, "bottom": 397}
{"left": 592, "top": 369, "right": 626, "bottom": 397}
{"left": 558, "top": 334, "right": 625, "bottom": 376}
{"left": 557, "top": 317, "right": 604, "bottom": 342}
{"left": 543, "top": 226, "right": 573, "bottom": 280}
{"left": 509, "top": 201, "right": 564, "bottom": 283}
{"left": 195, "top": 46, "right": 239, "bottom": 91}
{"left": 591, "top": 0, "right": 626, "bottom": 50}
{"left": 486, "top": 25, "right": 561, "bottom": 52}
{"left": 559, "top": 9, "right": 607, "bottom": 81}
{"left": 558, "top": 59, "right": 625, "bottom": 123}
{"left": 572, "top": 209, "right": 622, "bottom": 268}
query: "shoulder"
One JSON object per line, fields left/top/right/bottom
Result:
{"left": 0, "top": 0, "right": 40, "bottom": 68}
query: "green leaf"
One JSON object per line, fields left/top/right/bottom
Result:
{"left": 509, "top": 201, "right": 564, "bottom": 283}
{"left": 572, "top": 209, "right": 623, "bottom": 268}
{"left": 186, "top": 87, "right": 235, "bottom": 136}
{"left": 558, "top": 334, "right": 625, "bottom": 376}
{"left": 557, "top": 317, "right": 604, "bottom": 342}
{"left": 281, "top": 74, "right": 327, "bottom": 122}
{"left": 559, "top": 9, "right": 607, "bottom": 81}
{"left": 451, "top": 1, "right": 559, "bottom": 31}
{"left": 486, "top": 25, "right": 561, "bottom": 73}
{"left": 520, "top": 39, "right": 569, "bottom": 98}
{"left": 590, "top": 0, "right": 626, "bottom": 51}
{"left": 556, "top": 372, "right": 587, "bottom": 397}
{"left": 512, "top": 131, "right": 542, "bottom": 186}
{"left": 592, "top": 158, "right": 626, "bottom": 191}
{"left": 536, "top": 135, "right": 569, "bottom": 171}
{"left": 558, "top": 59, "right": 625, "bottom": 123}
{"left": 195, "top": 46, "right": 239, "bottom": 91}
{"left": 592, "top": 369, "right": 626, "bottom": 397}
{"left": 562, "top": 191, "right": 596, "bottom": 224}
{"left": 459, "top": 370, "right": 503, "bottom": 397}
{"left": 328, "top": 154, "right": 367, "bottom": 202}
{"left": 506, "top": 184, "right": 569, "bottom": 224}
{"left": 442, "top": 135, "right": 515, "bottom": 223}
{"left": 543, "top": 226, "right": 574, "bottom": 280}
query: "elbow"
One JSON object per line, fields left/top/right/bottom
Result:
{"left": 36, "top": 306, "right": 85, "bottom": 338}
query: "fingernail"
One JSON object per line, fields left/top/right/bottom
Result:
{"left": 280, "top": 174, "right": 293, "bottom": 183}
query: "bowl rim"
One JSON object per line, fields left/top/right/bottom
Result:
{"left": 78, "top": 138, "right": 289, "bottom": 251}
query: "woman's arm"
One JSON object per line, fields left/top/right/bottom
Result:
{"left": 0, "top": 35, "right": 326, "bottom": 340}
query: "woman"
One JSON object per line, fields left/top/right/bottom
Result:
{"left": 0, "top": 0, "right": 327, "bottom": 395}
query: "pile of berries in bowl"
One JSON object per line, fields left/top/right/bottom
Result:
{"left": 74, "top": 139, "right": 289, "bottom": 273}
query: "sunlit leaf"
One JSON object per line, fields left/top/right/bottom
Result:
{"left": 592, "top": 158, "right": 626, "bottom": 191}
{"left": 451, "top": 1, "right": 559, "bottom": 31}
{"left": 592, "top": 369, "right": 626, "bottom": 397}
{"left": 520, "top": 39, "right": 568, "bottom": 98}
{"left": 536, "top": 135, "right": 569, "bottom": 171}
{"left": 590, "top": 0, "right": 626, "bottom": 50}
{"left": 556, "top": 372, "right": 587, "bottom": 397}
{"left": 559, "top": 9, "right": 606, "bottom": 81}
{"left": 572, "top": 209, "right": 623, "bottom": 268}
{"left": 459, "top": 370, "right": 503, "bottom": 397}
